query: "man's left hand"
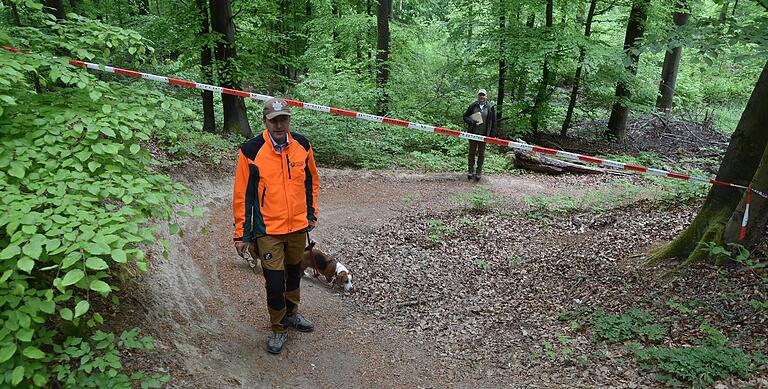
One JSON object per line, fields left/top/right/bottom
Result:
{"left": 307, "top": 219, "right": 316, "bottom": 232}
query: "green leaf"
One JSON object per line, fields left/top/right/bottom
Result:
{"left": 154, "top": 119, "right": 166, "bottom": 129}
{"left": 0, "top": 269, "right": 12, "bottom": 283}
{"left": 62, "top": 251, "right": 82, "bottom": 269}
{"left": 0, "top": 344, "right": 17, "bottom": 363}
{"left": 60, "top": 307, "right": 73, "bottom": 320}
{"left": 85, "top": 257, "right": 108, "bottom": 270}
{"left": 130, "top": 144, "right": 140, "bottom": 154}
{"left": 0, "top": 244, "right": 20, "bottom": 259}
{"left": 16, "top": 328, "right": 34, "bottom": 342}
{"left": 100, "top": 127, "right": 116, "bottom": 137}
{"left": 9, "top": 161, "right": 25, "bottom": 179}
{"left": 102, "top": 104, "right": 112, "bottom": 114}
{"left": 129, "top": 46, "right": 137, "bottom": 55}
{"left": 168, "top": 223, "right": 179, "bottom": 235}
{"left": 62, "top": 269, "right": 85, "bottom": 286}
{"left": 23, "top": 346, "right": 45, "bottom": 359}
{"left": 11, "top": 366, "right": 23, "bottom": 386}
{"left": 88, "top": 161, "right": 101, "bottom": 172}
{"left": 89, "top": 90, "right": 102, "bottom": 101}
{"left": 90, "top": 280, "right": 112, "bottom": 294}
{"left": 22, "top": 237, "right": 43, "bottom": 259}
{"left": 84, "top": 241, "right": 110, "bottom": 255}
{"left": 74, "top": 300, "right": 90, "bottom": 318}
{"left": 17, "top": 257, "right": 34, "bottom": 273}
{"left": 111, "top": 249, "right": 127, "bottom": 263}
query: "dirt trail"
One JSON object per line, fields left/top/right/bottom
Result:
{"left": 125, "top": 168, "right": 768, "bottom": 389}
{"left": 131, "top": 168, "right": 618, "bottom": 388}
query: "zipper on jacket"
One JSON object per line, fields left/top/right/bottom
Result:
{"left": 261, "top": 186, "right": 266, "bottom": 207}
{"left": 286, "top": 154, "right": 292, "bottom": 180}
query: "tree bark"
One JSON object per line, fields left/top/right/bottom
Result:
{"left": 138, "top": 0, "right": 149, "bottom": 15}
{"left": 561, "top": 0, "right": 597, "bottom": 135}
{"left": 516, "top": 14, "right": 536, "bottom": 101}
{"left": 68, "top": 0, "right": 77, "bottom": 9}
{"left": 198, "top": 0, "right": 216, "bottom": 133}
{"left": 655, "top": 2, "right": 690, "bottom": 112}
{"left": 375, "top": 0, "right": 392, "bottom": 115}
{"left": 497, "top": 1, "right": 506, "bottom": 123}
{"left": 44, "top": 0, "right": 67, "bottom": 20}
{"left": 531, "top": 0, "right": 553, "bottom": 132}
{"left": 718, "top": 0, "right": 730, "bottom": 22}
{"left": 606, "top": 0, "right": 650, "bottom": 140}
{"left": 211, "top": 0, "right": 253, "bottom": 138}
{"left": 8, "top": 0, "right": 21, "bottom": 26}
{"left": 649, "top": 60, "right": 768, "bottom": 266}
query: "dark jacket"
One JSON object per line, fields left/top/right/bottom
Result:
{"left": 463, "top": 101, "right": 497, "bottom": 137}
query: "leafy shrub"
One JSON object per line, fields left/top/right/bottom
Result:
{"left": 1, "top": 10, "right": 191, "bottom": 387}
{"left": 591, "top": 309, "right": 667, "bottom": 343}
{"left": 630, "top": 345, "right": 753, "bottom": 388}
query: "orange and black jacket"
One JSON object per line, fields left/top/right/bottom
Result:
{"left": 233, "top": 130, "right": 320, "bottom": 241}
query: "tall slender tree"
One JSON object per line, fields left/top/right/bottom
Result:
{"left": 376, "top": 0, "right": 392, "bottom": 115}
{"left": 197, "top": 0, "right": 216, "bottom": 132}
{"left": 562, "top": 0, "right": 598, "bottom": 135}
{"left": 211, "top": 0, "right": 252, "bottom": 138}
{"left": 531, "top": 0, "right": 554, "bottom": 132}
{"left": 655, "top": 1, "right": 690, "bottom": 112}
{"left": 606, "top": 0, "right": 650, "bottom": 140}
{"left": 496, "top": 0, "right": 507, "bottom": 124}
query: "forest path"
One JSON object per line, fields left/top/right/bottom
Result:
{"left": 136, "top": 168, "right": 611, "bottom": 388}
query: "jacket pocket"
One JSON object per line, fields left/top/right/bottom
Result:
{"left": 261, "top": 186, "right": 267, "bottom": 207}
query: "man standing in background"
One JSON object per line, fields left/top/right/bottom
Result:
{"left": 233, "top": 98, "right": 320, "bottom": 355}
{"left": 463, "top": 88, "right": 497, "bottom": 182}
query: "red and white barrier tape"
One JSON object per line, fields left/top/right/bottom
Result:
{"left": 3, "top": 46, "right": 766, "bottom": 238}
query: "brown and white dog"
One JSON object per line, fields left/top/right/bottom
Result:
{"left": 302, "top": 241, "right": 353, "bottom": 292}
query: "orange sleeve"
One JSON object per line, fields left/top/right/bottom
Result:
{"left": 233, "top": 150, "right": 251, "bottom": 241}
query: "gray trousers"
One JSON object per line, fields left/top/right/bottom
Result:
{"left": 468, "top": 140, "right": 486, "bottom": 176}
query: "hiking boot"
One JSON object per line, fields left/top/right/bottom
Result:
{"left": 266, "top": 332, "right": 288, "bottom": 354}
{"left": 281, "top": 313, "right": 314, "bottom": 332}
{"left": 474, "top": 174, "right": 481, "bottom": 182}
{"left": 467, "top": 173, "right": 474, "bottom": 180}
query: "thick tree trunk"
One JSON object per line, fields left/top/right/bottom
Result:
{"left": 531, "top": 0, "right": 553, "bottom": 132}
{"left": 515, "top": 14, "right": 536, "bottom": 101}
{"left": 375, "top": 0, "right": 391, "bottom": 116}
{"left": 211, "top": 0, "right": 252, "bottom": 138}
{"left": 655, "top": 2, "right": 690, "bottom": 112}
{"left": 68, "top": 0, "right": 77, "bottom": 9}
{"left": 198, "top": 0, "right": 216, "bottom": 133}
{"left": 606, "top": 0, "right": 650, "bottom": 140}
{"left": 649, "top": 61, "right": 768, "bottom": 266}
{"left": 44, "top": 0, "right": 67, "bottom": 19}
{"left": 8, "top": 0, "right": 21, "bottom": 26}
{"left": 561, "top": 0, "right": 597, "bottom": 135}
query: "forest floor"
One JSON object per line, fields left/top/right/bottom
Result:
{"left": 111, "top": 119, "right": 767, "bottom": 388}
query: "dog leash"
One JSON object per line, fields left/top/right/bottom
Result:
{"left": 306, "top": 231, "right": 324, "bottom": 281}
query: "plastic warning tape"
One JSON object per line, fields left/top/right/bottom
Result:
{"left": 3, "top": 46, "right": 766, "bottom": 202}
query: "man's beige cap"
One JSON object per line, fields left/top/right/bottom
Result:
{"left": 263, "top": 98, "right": 292, "bottom": 119}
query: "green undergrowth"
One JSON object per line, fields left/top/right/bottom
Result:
{"left": 557, "top": 306, "right": 766, "bottom": 387}
{"left": 1, "top": 12, "right": 194, "bottom": 388}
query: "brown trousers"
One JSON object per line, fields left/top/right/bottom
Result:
{"left": 468, "top": 140, "right": 486, "bottom": 176}
{"left": 255, "top": 231, "right": 306, "bottom": 333}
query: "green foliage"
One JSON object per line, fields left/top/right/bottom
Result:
{"left": 591, "top": 309, "right": 667, "bottom": 343}
{"left": 425, "top": 218, "right": 452, "bottom": 246}
{"left": 630, "top": 345, "right": 754, "bottom": 388}
{"left": 473, "top": 258, "right": 489, "bottom": 270}
{"left": 703, "top": 242, "right": 768, "bottom": 311}
{"left": 0, "top": 7, "right": 189, "bottom": 387}
{"left": 459, "top": 185, "right": 493, "bottom": 213}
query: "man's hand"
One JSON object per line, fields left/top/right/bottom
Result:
{"left": 235, "top": 241, "right": 250, "bottom": 258}
{"left": 307, "top": 219, "right": 317, "bottom": 232}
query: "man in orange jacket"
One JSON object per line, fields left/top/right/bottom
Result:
{"left": 233, "top": 98, "right": 320, "bottom": 354}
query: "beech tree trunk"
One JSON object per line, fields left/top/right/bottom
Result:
{"left": 375, "top": 0, "right": 391, "bottom": 115}
{"left": 497, "top": 2, "right": 506, "bottom": 123}
{"left": 649, "top": 61, "right": 768, "bottom": 266}
{"left": 561, "top": 0, "right": 597, "bottom": 135}
{"left": 531, "top": 0, "right": 554, "bottom": 132}
{"left": 44, "top": 0, "right": 67, "bottom": 20}
{"left": 655, "top": 2, "right": 690, "bottom": 112}
{"left": 198, "top": 0, "right": 216, "bottom": 133}
{"left": 606, "top": 0, "right": 650, "bottom": 140}
{"left": 211, "top": 0, "right": 252, "bottom": 138}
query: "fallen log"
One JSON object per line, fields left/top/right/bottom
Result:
{"left": 508, "top": 149, "right": 614, "bottom": 175}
